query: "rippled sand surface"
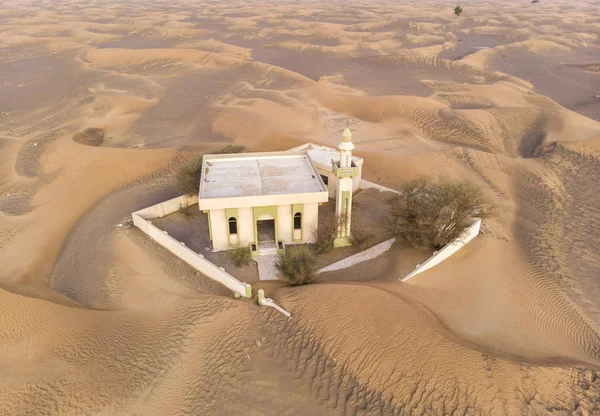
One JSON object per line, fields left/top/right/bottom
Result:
{"left": 1, "top": 0, "right": 600, "bottom": 414}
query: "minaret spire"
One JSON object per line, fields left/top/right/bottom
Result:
{"left": 333, "top": 121, "right": 356, "bottom": 247}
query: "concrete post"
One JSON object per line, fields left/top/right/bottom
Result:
{"left": 245, "top": 284, "right": 252, "bottom": 299}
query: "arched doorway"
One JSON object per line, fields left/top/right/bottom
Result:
{"left": 256, "top": 214, "right": 276, "bottom": 246}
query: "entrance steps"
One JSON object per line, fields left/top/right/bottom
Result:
{"left": 256, "top": 254, "right": 279, "bottom": 281}
{"left": 257, "top": 241, "right": 277, "bottom": 255}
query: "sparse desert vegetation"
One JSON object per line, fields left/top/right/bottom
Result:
{"left": 227, "top": 246, "right": 253, "bottom": 267}
{"left": 176, "top": 155, "right": 204, "bottom": 194}
{"left": 351, "top": 223, "right": 376, "bottom": 251}
{"left": 276, "top": 245, "right": 317, "bottom": 285}
{"left": 313, "top": 213, "right": 341, "bottom": 255}
{"left": 389, "top": 177, "right": 492, "bottom": 249}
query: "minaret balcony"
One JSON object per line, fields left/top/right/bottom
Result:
{"left": 332, "top": 161, "right": 359, "bottom": 178}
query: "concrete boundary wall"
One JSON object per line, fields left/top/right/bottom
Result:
{"left": 258, "top": 289, "right": 291, "bottom": 318}
{"left": 401, "top": 219, "right": 481, "bottom": 282}
{"left": 132, "top": 195, "right": 252, "bottom": 298}
{"left": 317, "top": 238, "right": 395, "bottom": 274}
{"left": 135, "top": 194, "right": 199, "bottom": 220}
{"left": 359, "top": 179, "right": 401, "bottom": 195}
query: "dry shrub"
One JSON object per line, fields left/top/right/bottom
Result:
{"left": 178, "top": 206, "right": 192, "bottom": 217}
{"left": 313, "top": 213, "right": 342, "bottom": 255}
{"left": 227, "top": 247, "right": 253, "bottom": 267}
{"left": 211, "top": 144, "right": 246, "bottom": 154}
{"left": 389, "top": 177, "right": 492, "bottom": 249}
{"left": 352, "top": 224, "right": 375, "bottom": 251}
{"left": 276, "top": 245, "right": 316, "bottom": 285}
{"left": 176, "top": 155, "right": 204, "bottom": 194}
{"left": 176, "top": 144, "right": 246, "bottom": 194}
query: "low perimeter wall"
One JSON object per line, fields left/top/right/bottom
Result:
{"left": 132, "top": 195, "right": 252, "bottom": 298}
{"left": 317, "top": 238, "right": 395, "bottom": 274}
{"left": 135, "top": 194, "right": 199, "bottom": 220}
{"left": 359, "top": 179, "right": 401, "bottom": 195}
{"left": 401, "top": 219, "right": 481, "bottom": 282}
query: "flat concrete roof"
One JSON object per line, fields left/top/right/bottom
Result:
{"left": 199, "top": 151, "right": 328, "bottom": 200}
{"left": 289, "top": 143, "right": 363, "bottom": 171}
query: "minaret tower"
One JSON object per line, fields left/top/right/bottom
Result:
{"left": 333, "top": 122, "right": 356, "bottom": 247}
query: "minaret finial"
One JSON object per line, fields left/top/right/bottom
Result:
{"left": 342, "top": 121, "right": 352, "bottom": 143}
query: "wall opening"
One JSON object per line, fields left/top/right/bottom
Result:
{"left": 293, "top": 212, "right": 302, "bottom": 230}
{"left": 228, "top": 217, "right": 238, "bottom": 235}
{"left": 257, "top": 219, "right": 276, "bottom": 243}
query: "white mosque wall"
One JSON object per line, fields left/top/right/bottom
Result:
{"left": 198, "top": 190, "right": 328, "bottom": 210}
{"left": 314, "top": 168, "right": 362, "bottom": 199}
{"left": 209, "top": 208, "right": 257, "bottom": 252}
{"left": 303, "top": 203, "right": 319, "bottom": 244}
{"left": 208, "top": 202, "right": 320, "bottom": 252}
{"left": 208, "top": 209, "right": 229, "bottom": 252}
{"left": 401, "top": 219, "right": 482, "bottom": 282}
{"left": 237, "top": 207, "right": 255, "bottom": 248}
{"left": 289, "top": 143, "right": 363, "bottom": 198}
{"left": 276, "top": 203, "right": 319, "bottom": 244}
{"left": 318, "top": 170, "right": 338, "bottom": 199}
{"left": 277, "top": 204, "right": 293, "bottom": 243}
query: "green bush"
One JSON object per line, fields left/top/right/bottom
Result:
{"left": 175, "top": 145, "right": 246, "bottom": 195}
{"left": 276, "top": 246, "right": 316, "bottom": 285}
{"left": 227, "top": 247, "right": 253, "bottom": 267}
{"left": 389, "top": 177, "right": 492, "bottom": 250}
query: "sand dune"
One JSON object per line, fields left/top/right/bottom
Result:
{"left": 1, "top": 0, "right": 600, "bottom": 414}
{"left": 270, "top": 283, "right": 600, "bottom": 414}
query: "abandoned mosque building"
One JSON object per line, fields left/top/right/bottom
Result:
{"left": 197, "top": 127, "right": 364, "bottom": 254}
{"left": 131, "top": 124, "right": 481, "bottom": 299}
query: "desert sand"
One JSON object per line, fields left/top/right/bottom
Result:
{"left": 1, "top": 0, "right": 600, "bottom": 414}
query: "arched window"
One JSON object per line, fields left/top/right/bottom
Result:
{"left": 293, "top": 212, "right": 302, "bottom": 230}
{"left": 228, "top": 217, "right": 237, "bottom": 234}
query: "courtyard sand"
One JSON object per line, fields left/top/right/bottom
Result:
{"left": 1, "top": 0, "right": 600, "bottom": 413}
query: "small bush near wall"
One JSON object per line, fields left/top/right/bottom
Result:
{"left": 178, "top": 206, "right": 192, "bottom": 217}
{"left": 176, "top": 155, "right": 204, "bottom": 194}
{"left": 227, "top": 247, "right": 253, "bottom": 267}
{"left": 314, "top": 214, "right": 343, "bottom": 255}
{"left": 176, "top": 145, "right": 246, "bottom": 194}
{"left": 389, "top": 177, "right": 492, "bottom": 250}
{"left": 276, "top": 246, "right": 316, "bottom": 285}
{"left": 352, "top": 224, "right": 375, "bottom": 251}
